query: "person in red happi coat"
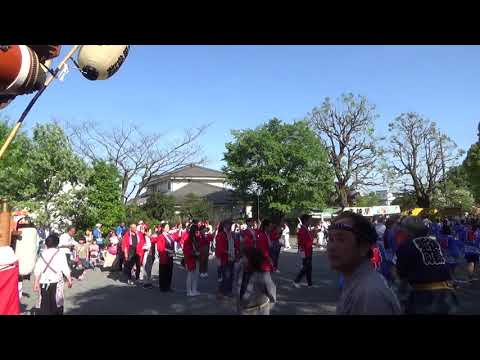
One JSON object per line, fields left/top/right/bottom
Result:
{"left": 215, "top": 219, "right": 235, "bottom": 298}
{"left": 122, "top": 224, "right": 146, "bottom": 284}
{"left": 151, "top": 223, "right": 176, "bottom": 292}
{"left": 293, "top": 214, "right": 314, "bottom": 288}
{"left": 199, "top": 225, "right": 213, "bottom": 278}
{"left": 256, "top": 219, "right": 274, "bottom": 273}
{"left": 183, "top": 224, "right": 201, "bottom": 296}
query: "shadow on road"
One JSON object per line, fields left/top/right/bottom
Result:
{"left": 62, "top": 251, "right": 339, "bottom": 315}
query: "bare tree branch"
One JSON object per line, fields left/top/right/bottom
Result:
{"left": 66, "top": 120, "right": 210, "bottom": 204}
{"left": 387, "top": 113, "right": 463, "bottom": 207}
{"left": 307, "top": 93, "right": 383, "bottom": 206}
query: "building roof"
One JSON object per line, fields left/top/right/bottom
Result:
{"left": 146, "top": 164, "right": 225, "bottom": 186}
{"left": 170, "top": 182, "right": 234, "bottom": 205}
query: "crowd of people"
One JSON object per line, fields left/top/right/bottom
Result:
{"left": 23, "top": 210, "right": 480, "bottom": 315}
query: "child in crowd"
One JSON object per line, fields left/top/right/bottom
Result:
{"left": 75, "top": 237, "right": 91, "bottom": 280}
{"left": 89, "top": 240, "right": 100, "bottom": 270}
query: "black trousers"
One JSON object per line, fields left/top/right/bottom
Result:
{"left": 40, "top": 283, "right": 63, "bottom": 315}
{"left": 124, "top": 253, "right": 141, "bottom": 280}
{"left": 159, "top": 257, "right": 174, "bottom": 291}
{"left": 295, "top": 256, "right": 312, "bottom": 286}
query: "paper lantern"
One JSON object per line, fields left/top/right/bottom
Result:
{"left": 77, "top": 45, "right": 130, "bottom": 80}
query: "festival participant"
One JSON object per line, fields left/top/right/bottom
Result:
{"left": 282, "top": 222, "right": 290, "bottom": 250}
{"left": 199, "top": 225, "right": 213, "bottom": 278}
{"left": 395, "top": 216, "right": 458, "bottom": 314}
{"left": 183, "top": 223, "right": 201, "bottom": 296}
{"left": 85, "top": 228, "right": 93, "bottom": 244}
{"left": 151, "top": 223, "right": 176, "bottom": 292}
{"left": 116, "top": 223, "right": 126, "bottom": 237}
{"left": 215, "top": 219, "right": 235, "bottom": 299}
{"left": 239, "top": 218, "right": 257, "bottom": 298}
{"left": 464, "top": 224, "right": 480, "bottom": 281}
{"left": 256, "top": 220, "right": 274, "bottom": 274}
{"left": 375, "top": 217, "right": 386, "bottom": 241}
{"left": 58, "top": 226, "right": 78, "bottom": 270}
{"left": 122, "top": 224, "right": 146, "bottom": 285}
{"left": 327, "top": 212, "right": 402, "bottom": 315}
{"left": 103, "top": 232, "right": 119, "bottom": 269}
{"left": 293, "top": 214, "right": 314, "bottom": 288}
{"left": 33, "top": 234, "right": 73, "bottom": 315}
{"left": 88, "top": 239, "right": 100, "bottom": 270}
{"left": 140, "top": 225, "right": 155, "bottom": 289}
{"left": 93, "top": 224, "right": 104, "bottom": 251}
{"left": 237, "top": 247, "right": 277, "bottom": 315}
{"left": 269, "top": 223, "right": 282, "bottom": 272}
{"left": 75, "top": 237, "right": 91, "bottom": 280}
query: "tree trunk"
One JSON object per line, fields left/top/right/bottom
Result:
{"left": 337, "top": 183, "right": 349, "bottom": 208}
{"left": 416, "top": 195, "right": 431, "bottom": 208}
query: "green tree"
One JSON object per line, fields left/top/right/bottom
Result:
{"left": 20, "top": 123, "right": 87, "bottom": 230}
{"left": 355, "top": 192, "right": 382, "bottom": 207}
{"left": 433, "top": 186, "right": 475, "bottom": 212}
{"left": 142, "top": 192, "right": 176, "bottom": 222}
{"left": 0, "top": 117, "right": 33, "bottom": 202}
{"left": 180, "top": 193, "right": 213, "bottom": 221}
{"left": 223, "top": 118, "right": 334, "bottom": 221}
{"left": 79, "top": 161, "right": 125, "bottom": 231}
{"left": 391, "top": 191, "right": 418, "bottom": 210}
{"left": 463, "top": 143, "right": 480, "bottom": 202}
{"left": 124, "top": 203, "right": 156, "bottom": 228}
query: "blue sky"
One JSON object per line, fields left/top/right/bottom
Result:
{"left": 3, "top": 45, "right": 479, "bottom": 171}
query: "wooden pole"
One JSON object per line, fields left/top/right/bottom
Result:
{"left": 0, "top": 45, "right": 80, "bottom": 160}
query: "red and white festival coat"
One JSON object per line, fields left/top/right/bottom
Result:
{"left": 0, "top": 246, "right": 20, "bottom": 315}
{"left": 122, "top": 231, "right": 146, "bottom": 263}
{"left": 256, "top": 230, "right": 273, "bottom": 272}
{"left": 297, "top": 225, "right": 314, "bottom": 258}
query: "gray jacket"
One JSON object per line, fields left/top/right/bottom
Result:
{"left": 337, "top": 260, "right": 402, "bottom": 315}
{"left": 238, "top": 272, "right": 276, "bottom": 315}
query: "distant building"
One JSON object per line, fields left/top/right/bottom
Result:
{"left": 132, "top": 164, "right": 244, "bottom": 220}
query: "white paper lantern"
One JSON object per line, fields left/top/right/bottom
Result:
{"left": 77, "top": 45, "right": 130, "bottom": 80}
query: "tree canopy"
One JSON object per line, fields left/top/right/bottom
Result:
{"left": 223, "top": 118, "right": 334, "bottom": 221}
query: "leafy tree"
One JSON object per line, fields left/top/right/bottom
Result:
{"left": 180, "top": 193, "right": 213, "bottom": 221}
{"left": 223, "top": 118, "right": 334, "bottom": 221}
{"left": 0, "top": 117, "right": 33, "bottom": 202}
{"left": 80, "top": 161, "right": 125, "bottom": 231}
{"left": 307, "top": 94, "right": 384, "bottom": 207}
{"left": 21, "top": 123, "right": 87, "bottom": 230}
{"left": 124, "top": 203, "right": 156, "bottom": 228}
{"left": 142, "top": 192, "right": 176, "bottom": 222}
{"left": 388, "top": 113, "right": 463, "bottom": 208}
{"left": 355, "top": 192, "right": 382, "bottom": 207}
{"left": 433, "top": 186, "right": 475, "bottom": 212}
{"left": 463, "top": 143, "right": 480, "bottom": 202}
{"left": 391, "top": 191, "right": 418, "bottom": 210}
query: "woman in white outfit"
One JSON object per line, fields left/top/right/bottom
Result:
{"left": 282, "top": 223, "right": 290, "bottom": 250}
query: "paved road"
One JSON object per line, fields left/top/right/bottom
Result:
{"left": 18, "top": 247, "right": 480, "bottom": 315}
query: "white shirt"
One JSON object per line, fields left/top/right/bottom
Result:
{"left": 59, "top": 233, "right": 78, "bottom": 256}
{"left": 34, "top": 248, "right": 71, "bottom": 284}
{"left": 282, "top": 225, "right": 290, "bottom": 236}
{"left": 109, "top": 236, "right": 119, "bottom": 245}
{"left": 375, "top": 224, "right": 386, "bottom": 240}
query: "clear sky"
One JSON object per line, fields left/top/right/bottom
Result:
{"left": 3, "top": 45, "right": 479, "bottom": 171}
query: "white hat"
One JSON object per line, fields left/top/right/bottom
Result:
{"left": 138, "top": 220, "right": 144, "bottom": 224}
{"left": 96, "top": 223, "right": 102, "bottom": 227}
